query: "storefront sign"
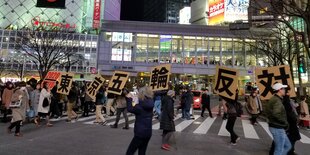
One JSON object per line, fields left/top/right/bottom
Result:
{"left": 36, "top": 0, "right": 66, "bottom": 9}
{"left": 32, "top": 16, "right": 76, "bottom": 29}
{"left": 93, "top": 0, "right": 101, "bottom": 29}
{"left": 224, "top": 0, "right": 249, "bottom": 22}
{"left": 208, "top": 0, "right": 225, "bottom": 25}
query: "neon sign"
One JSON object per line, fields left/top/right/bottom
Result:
{"left": 32, "top": 16, "right": 76, "bottom": 29}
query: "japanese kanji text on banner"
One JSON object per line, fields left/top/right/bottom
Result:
{"left": 214, "top": 66, "right": 239, "bottom": 100}
{"left": 255, "top": 65, "right": 296, "bottom": 100}
{"left": 56, "top": 72, "right": 74, "bottom": 95}
{"left": 87, "top": 75, "right": 105, "bottom": 100}
{"left": 43, "top": 71, "right": 61, "bottom": 89}
{"left": 150, "top": 64, "right": 171, "bottom": 91}
{"left": 107, "top": 71, "right": 130, "bottom": 95}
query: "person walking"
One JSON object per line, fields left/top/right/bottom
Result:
{"left": 160, "top": 90, "right": 176, "bottom": 151}
{"left": 37, "top": 82, "right": 53, "bottom": 127}
{"left": 266, "top": 83, "right": 291, "bottom": 155}
{"left": 111, "top": 89, "right": 130, "bottom": 129}
{"left": 224, "top": 94, "right": 241, "bottom": 145}
{"left": 66, "top": 82, "right": 79, "bottom": 123}
{"left": 106, "top": 92, "right": 116, "bottom": 116}
{"left": 7, "top": 82, "right": 29, "bottom": 137}
{"left": 246, "top": 88, "right": 262, "bottom": 125}
{"left": 182, "top": 86, "right": 193, "bottom": 120}
{"left": 30, "top": 83, "right": 41, "bottom": 126}
{"left": 126, "top": 86, "right": 154, "bottom": 155}
{"left": 93, "top": 86, "right": 107, "bottom": 125}
{"left": 2, "top": 82, "right": 14, "bottom": 122}
{"left": 201, "top": 88, "right": 213, "bottom": 118}
{"left": 50, "top": 82, "right": 61, "bottom": 119}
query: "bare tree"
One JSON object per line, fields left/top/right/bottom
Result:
{"left": 15, "top": 27, "right": 80, "bottom": 79}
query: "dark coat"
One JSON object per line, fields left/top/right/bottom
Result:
{"left": 283, "top": 95, "right": 301, "bottom": 141}
{"left": 182, "top": 91, "right": 193, "bottom": 110}
{"left": 201, "top": 93, "right": 210, "bottom": 107}
{"left": 160, "top": 95, "right": 175, "bottom": 131}
{"left": 127, "top": 96, "right": 154, "bottom": 138}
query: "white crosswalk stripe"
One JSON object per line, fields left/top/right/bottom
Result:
{"left": 175, "top": 115, "right": 200, "bottom": 132}
{"left": 218, "top": 120, "right": 230, "bottom": 137}
{"left": 193, "top": 116, "right": 217, "bottom": 134}
{"left": 242, "top": 120, "right": 259, "bottom": 139}
{"left": 49, "top": 113, "right": 310, "bottom": 144}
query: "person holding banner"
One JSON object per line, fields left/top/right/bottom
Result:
{"left": 266, "top": 83, "right": 291, "bottom": 155}
{"left": 93, "top": 86, "right": 107, "bottom": 125}
{"left": 111, "top": 89, "right": 129, "bottom": 129}
{"left": 246, "top": 88, "right": 262, "bottom": 125}
{"left": 66, "top": 82, "right": 79, "bottom": 123}
{"left": 126, "top": 86, "right": 154, "bottom": 155}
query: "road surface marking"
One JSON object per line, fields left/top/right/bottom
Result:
{"left": 107, "top": 115, "right": 136, "bottom": 126}
{"left": 258, "top": 121, "right": 273, "bottom": 139}
{"left": 175, "top": 115, "right": 200, "bottom": 132}
{"left": 193, "top": 116, "right": 217, "bottom": 134}
{"left": 300, "top": 133, "right": 310, "bottom": 144}
{"left": 152, "top": 114, "right": 182, "bottom": 130}
{"left": 242, "top": 120, "right": 259, "bottom": 139}
{"left": 218, "top": 120, "right": 230, "bottom": 136}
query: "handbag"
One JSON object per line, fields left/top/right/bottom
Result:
{"left": 27, "top": 107, "right": 35, "bottom": 118}
{"left": 42, "top": 98, "right": 49, "bottom": 107}
{"left": 9, "top": 100, "right": 22, "bottom": 108}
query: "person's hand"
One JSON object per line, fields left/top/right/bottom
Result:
{"left": 126, "top": 93, "right": 133, "bottom": 98}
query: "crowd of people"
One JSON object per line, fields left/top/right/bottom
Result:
{"left": 1, "top": 79, "right": 310, "bottom": 155}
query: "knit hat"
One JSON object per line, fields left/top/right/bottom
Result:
{"left": 167, "top": 90, "right": 175, "bottom": 97}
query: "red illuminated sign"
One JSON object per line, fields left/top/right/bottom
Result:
{"left": 47, "top": 0, "right": 57, "bottom": 2}
{"left": 32, "top": 16, "right": 76, "bottom": 29}
{"left": 93, "top": 0, "right": 101, "bottom": 29}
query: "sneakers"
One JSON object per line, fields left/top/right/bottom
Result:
{"left": 236, "top": 137, "right": 240, "bottom": 142}
{"left": 123, "top": 126, "right": 129, "bottom": 130}
{"left": 110, "top": 124, "right": 118, "bottom": 128}
{"left": 161, "top": 144, "right": 170, "bottom": 151}
{"left": 230, "top": 142, "right": 237, "bottom": 146}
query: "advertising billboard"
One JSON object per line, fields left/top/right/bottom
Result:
{"left": 224, "top": 0, "right": 249, "bottom": 22}
{"left": 208, "top": 0, "right": 225, "bottom": 25}
{"left": 179, "top": 7, "right": 191, "bottom": 24}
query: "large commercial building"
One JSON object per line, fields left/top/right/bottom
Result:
{"left": 98, "top": 20, "right": 274, "bottom": 89}
{"left": 144, "top": 0, "right": 192, "bottom": 23}
{"left": 0, "top": 0, "right": 121, "bottom": 82}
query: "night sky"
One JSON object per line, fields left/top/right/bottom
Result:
{"left": 121, "top": 0, "right": 144, "bottom": 21}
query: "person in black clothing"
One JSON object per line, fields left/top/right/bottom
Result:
{"left": 50, "top": 82, "right": 61, "bottom": 118}
{"left": 160, "top": 90, "right": 176, "bottom": 151}
{"left": 201, "top": 88, "right": 213, "bottom": 118}
{"left": 111, "top": 89, "right": 129, "bottom": 129}
{"left": 269, "top": 87, "right": 301, "bottom": 155}
{"left": 80, "top": 82, "right": 86, "bottom": 117}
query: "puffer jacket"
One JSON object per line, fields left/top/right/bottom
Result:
{"left": 265, "top": 95, "right": 288, "bottom": 129}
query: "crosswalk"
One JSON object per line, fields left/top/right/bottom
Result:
{"left": 49, "top": 113, "right": 310, "bottom": 144}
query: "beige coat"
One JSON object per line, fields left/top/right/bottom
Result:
{"left": 2, "top": 88, "right": 14, "bottom": 109}
{"left": 300, "top": 101, "right": 309, "bottom": 116}
{"left": 11, "top": 88, "right": 29, "bottom": 122}
{"left": 246, "top": 96, "right": 259, "bottom": 115}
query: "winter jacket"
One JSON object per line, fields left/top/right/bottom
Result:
{"left": 11, "top": 88, "right": 29, "bottom": 122}
{"left": 2, "top": 88, "right": 14, "bottom": 109}
{"left": 127, "top": 96, "right": 154, "bottom": 138}
{"left": 266, "top": 95, "right": 288, "bottom": 129}
{"left": 115, "top": 95, "right": 127, "bottom": 108}
{"left": 95, "top": 90, "right": 104, "bottom": 105}
{"left": 246, "top": 96, "right": 260, "bottom": 115}
{"left": 182, "top": 91, "right": 193, "bottom": 110}
{"left": 160, "top": 95, "right": 175, "bottom": 131}
{"left": 283, "top": 95, "right": 301, "bottom": 141}
{"left": 30, "top": 89, "right": 41, "bottom": 115}
{"left": 67, "top": 86, "right": 78, "bottom": 103}
{"left": 201, "top": 93, "right": 210, "bottom": 106}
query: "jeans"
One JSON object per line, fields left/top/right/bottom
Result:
{"left": 269, "top": 127, "right": 292, "bottom": 155}
{"left": 114, "top": 108, "right": 128, "bottom": 127}
{"left": 226, "top": 115, "right": 238, "bottom": 143}
{"left": 126, "top": 136, "right": 151, "bottom": 155}
{"left": 182, "top": 108, "right": 190, "bottom": 119}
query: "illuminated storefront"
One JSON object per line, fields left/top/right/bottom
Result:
{"left": 98, "top": 20, "right": 269, "bottom": 88}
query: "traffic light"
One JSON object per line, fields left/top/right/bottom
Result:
{"left": 298, "top": 55, "right": 306, "bottom": 73}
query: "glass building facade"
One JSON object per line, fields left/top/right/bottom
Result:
{"left": 0, "top": 29, "right": 98, "bottom": 74}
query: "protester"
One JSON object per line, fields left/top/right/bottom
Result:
{"left": 111, "top": 89, "right": 129, "bottom": 129}
{"left": 201, "top": 88, "right": 212, "bottom": 118}
{"left": 246, "top": 88, "right": 262, "bottom": 125}
{"left": 269, "top": 86, "right": 301, "bottom": 155}
{"left": 30, "top": 83, "right": 41, "bottom": 126}
{"left": 224, "top": 93, "right": 241, "bottom": 145}
{"left": 2, "top": 82, "right": 14, "bottom": 122}
{"left": 66, "top": 82, "right": 79, "bottom": 123}
{"left": 266, "top": 83, "right": 291, "bottom": 155}
{"left": 182, "top": 86, "right": 193, "bottom": 120}
{"left": 93, "top": 86, "right": 107, "bottom": 125}
{"left": 50, "top": 82, "right": 61, "bottom": 119}
{"left": 106, "top": 92, "right": 116, "bottom": 116}
{"left": 126, "top": 86, "right": 154, "bottom": 155}
{"left": 218, "top": 97, "right": 227, "bottom": 120}
{"left": 160, "top": 90, "right": 176, "bottom": 151}
{"left": 7, "top": 81, "right": 29, "bottom": 137}
{"left": 37, "top": 82, "right": 53, "bottom": 127}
